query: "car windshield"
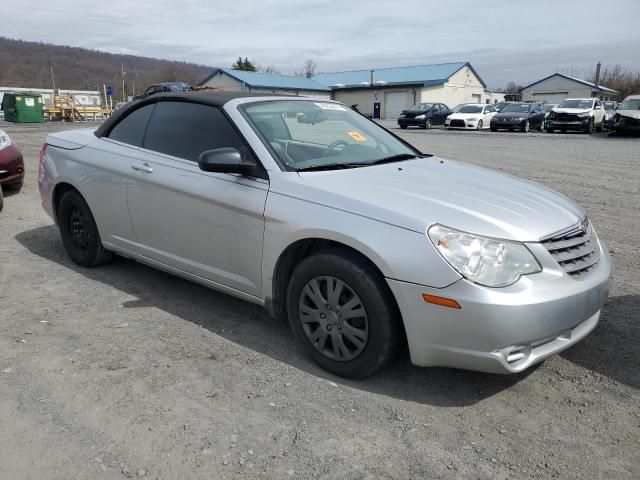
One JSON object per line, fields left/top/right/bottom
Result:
{"left": 558, "top": 99, "right": 593, "bottom": 109}
{"left": 410, "top": 103, "right": 433, "bottom": 111}
{"left": 494, "top": 102, "right": 510, "bottom": 112}
{"left": 502, "top": 103, "right": 531, "bottom": 113}
{"left": 243, "top": 100, "right": 420, "bottom": 171}
{"left": 544, "top": 105, "right": 556, "bottom": 112}
{"left": 451, "top": 104, "right": 465, "bottom": 112}
{"left": 603, "top": 101, "right": 616, "bottom": 110}
{"left": 618, "top": 99, "right": 640, "bottom": 110}
{"left": 458, "top": 105, "right": 483, "bottom": 113}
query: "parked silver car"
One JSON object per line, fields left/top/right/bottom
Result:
{"left": 38, "top": 92, "right": 611, "bottom": 378}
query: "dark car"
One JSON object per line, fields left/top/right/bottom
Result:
{"left": 490, "top": 102, "right": 545, "bottom": 132}
{"left": 603, "top": 101, "right": 618, "bottom": 130}
{"left": 397, "top": 103, "right": 450, "bottom": 129}
{"left": 133, "top": 82, "right": 192, "bottom": 100}
{"left": 0, "top": 128, "right": 24, "bottom": 192}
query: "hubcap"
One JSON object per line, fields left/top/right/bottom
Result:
{"left": 298, "top": 276, "right": 369, "bottom": 362}
{"left": 68, "top": 206, "right": 89, "bottom": 251}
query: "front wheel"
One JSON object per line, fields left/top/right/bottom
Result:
{"left": 287, "top": 251, "right": 404, "bottom": 378}
{"left": 58, "top": 190, "right": 114, "bottom": 267}
{"left": 477, "top": 120, "right": 483, "bottom": 131}
{"left": 490, "top": 126, "right": 497, "bottom": 132}
{"left": 586, "top": 118, "right": 594, "bottom": 134}
{"left": 522, "top": 120, "right": 530, "bottom": 133}
{"left": 0, "top": 187, "right": 4, "bottom": 212}
{"left": 399, "top": 125, "right": 407, "bottom": 130}
{"left": 423, "top": 118, "right": 432, "bottom": 129}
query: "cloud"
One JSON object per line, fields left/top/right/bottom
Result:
{"left": 3, "top": 0, "right": 639, "bottom": 88}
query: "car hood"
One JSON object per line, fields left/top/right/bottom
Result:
{"left": 552, "top": 108, "right": 591, "bottom": 114}
{"left": 448, "top": 112, "right": 481, "bottom": 120}
{"left": 493, "top": 112, "right": 530, "bottom": 120}
{"left": 401, "top": 109, "right": 429, "bottom": 117}
{"left": 617, "top": 110, "right": 640, "bottom": 120}
{"left": 277, "top": 157, "right": 584, "bottom": 242}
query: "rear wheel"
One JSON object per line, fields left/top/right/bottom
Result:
{"left": 0, "top": 187, "right": 4, "bottom": 212}
{"left": 399, "top": 125, "right": 407, "bottom": 130}
{"left": 546, "top": 128, "right": 555, "bottom": 133}
{"left": 287, "top": 251, "right": 404, "bottom": 378}
{"left": 58, "top": 190, "right": 113, "bottom": 267}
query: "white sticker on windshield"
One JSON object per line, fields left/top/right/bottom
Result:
{"left": 314, "top": 102, "right": 346, "bottom": 111}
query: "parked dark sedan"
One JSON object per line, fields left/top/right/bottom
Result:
{"left": 133, "top": 82, "right": 192, "bottom": 100}
{"left": 0, "top": 128, "right": 24, "bottom": 191}
{"left": 397, "top": 103, "right": 450, "bottom": 129}
{"left": 490, "top": 103, "right": 545, "bottom": 132}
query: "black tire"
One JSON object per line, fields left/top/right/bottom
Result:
{"left": 537, "top": 121, "right": 544, "bottom": 131}
{"left": 546, "top": 128, "right": 555, "bottom": 133}
{"left": 490, "top": 126, "right": 497, "bottom": 132}
{"left": 477, "top": 120, "right": 483, "bottom": 131}
{"left": 424, "top": 118, "right": 432, "bottom": 129}
{"left": 57, "top": 190, "right": 113, "bottom": 267}
{"left": 399, "top": 125, "right": 407, "bottom": 130}
{"left": 561, "top": 129, "right": 566, "bottom": 133}
{"left": 0, "top": 186, "right": 4, "bottom": 212}
{"left": 286, "top": 250, "right": 404, "bottom": 378}
{"left": 596, "top": 122, "right": 603, "bottom": 133}
{"left": 521, "top": 120, "right": 530, "bottom": 133}
{"left": 586, "top": 118, "right": 594, "bottom": 134}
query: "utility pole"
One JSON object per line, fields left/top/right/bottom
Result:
{"left": 50, "top": 65, "right": 56, "bottom": 90}
{"left": 121, "top": 63, "right": 126, "bottom": 101}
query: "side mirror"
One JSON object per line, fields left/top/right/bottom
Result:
{"left": 198, "top": 148, "right": 255, "bottom": 175}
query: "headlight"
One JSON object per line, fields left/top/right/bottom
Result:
{"left": 428, "top": 225, "right": 541, "bottom": 287}
{"left": 577, "top": 112, "right": 590, "bottom": 118}
{"left": 415, "top": 114, "right": 426, "bottom": 120}
{"left": 0, "top": 129, "right": 11, "bottom": 151}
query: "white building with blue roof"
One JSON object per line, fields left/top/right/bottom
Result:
{"left": 199, "top": 68, "right": 331, "bottom": 100}
{"left": 313, "top": 62, "right": 488, "bottom": 119}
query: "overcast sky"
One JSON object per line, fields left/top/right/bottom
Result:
{"left": 4, "top": 0, "right": 640, "bottom": 88}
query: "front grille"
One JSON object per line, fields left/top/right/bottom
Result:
{"left": 555, "top": 113, "right": 580, "bottom": 122}
{"left": 450, "top": 119, "right": 466, "bottom": 127}
{"left": 541, "top": 219, "right": 599, "bottom": 278}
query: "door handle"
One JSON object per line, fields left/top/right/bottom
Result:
{"left": 131, "top": 163, "right": 153, "bottom": 173}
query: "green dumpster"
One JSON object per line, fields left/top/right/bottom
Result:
{"left": 1, "top": 92, "right": 44, "bottom": 123}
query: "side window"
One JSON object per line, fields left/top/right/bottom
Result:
{"left": 143, "top": 101, "right": 253, "bottom": 162}
{"left": 432, "top": 105, "right": 439, "bottom": 113}
{"left": 487, "top": 106, "right": 496, "bottom": 113}
{"left": 107, "top": 104, "right": 154, "bottom": 147}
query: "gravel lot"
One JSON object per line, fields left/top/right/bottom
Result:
{"left": 1, "top": 120, "right": 638, "bottom": 480}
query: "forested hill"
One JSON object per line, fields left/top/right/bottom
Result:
{"left": 0, "top": 37, "right": 213, "bottom": 96}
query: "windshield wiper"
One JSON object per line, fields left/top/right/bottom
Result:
{"left": 294, "top": 162, "right": 368, "bottom": 172}
{"left": 367, "top": 153, "right": 424, "bottom": 165}
{"left": 295, "top": 153, "right": 426, "bottom": 172}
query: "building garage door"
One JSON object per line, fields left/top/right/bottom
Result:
{"left": 384, "top": 91, "right": 411, "bottom": 118}
{"left": 532, "top": 92, "right": 568, "bottom": 104}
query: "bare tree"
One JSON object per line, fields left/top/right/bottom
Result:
{"left": 302, "top": 59, "right": 317, "bottom": 78}
{"left": 504, "top": 81, "right": 523, "bottom": 94}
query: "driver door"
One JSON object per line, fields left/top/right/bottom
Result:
{"left": 126, "top": 101, "right": 268, "bottom": 297}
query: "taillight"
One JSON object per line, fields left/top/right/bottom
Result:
{"left": 38, "top": 143, "right": 47, "bottom": 183}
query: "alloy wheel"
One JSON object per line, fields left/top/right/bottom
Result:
{"left": 298, "top": 275, "right": 369, "bottom": 362}
{"left": 68, "top": 206, "right": 90, "bottom": 251}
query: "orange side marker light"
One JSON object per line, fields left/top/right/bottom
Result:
{"left": 422, "top": 294, "right": 461, "bottom": 309}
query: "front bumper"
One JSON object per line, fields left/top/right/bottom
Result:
{"left": 397, "top": 117, "right": 427, "bottom": 127}
{"left": 490, "top": 119, "right": 525, "bottom": 130}
{"left": 612, "top": 116, "right": 640, "bottom": 132}
{"left": 387, "top": 238, "right": 611, "bottom": 373}
{"left": 547, "top": 117, "right": 591, "bottom": 131}
{"left": 445, "top": 119, "right": 479, "bottom": 129}
{"left": 0, "top": 145, "right": 25, "bottom": 188}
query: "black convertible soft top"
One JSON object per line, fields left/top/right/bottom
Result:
{"left": 94, "top": 91, "right": 280, "bottom": 138}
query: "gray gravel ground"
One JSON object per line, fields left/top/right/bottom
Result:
{"left": 1, "top": 120, "right": 638, "bottom": 480}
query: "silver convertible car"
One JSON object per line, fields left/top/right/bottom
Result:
{"left": 38, "top": 92, "right": 611, "bottom": 378}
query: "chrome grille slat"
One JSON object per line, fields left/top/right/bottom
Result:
{"left": 542, "top": 219, "right": 599, "bottom": 278}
